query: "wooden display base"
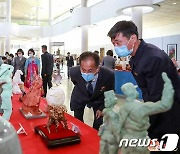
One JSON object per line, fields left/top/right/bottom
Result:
{"left": 34, "top": 124, "right": 81, "bottom": 148}
{"left": 19, "top": 108, "right": 46, "bottom": 119}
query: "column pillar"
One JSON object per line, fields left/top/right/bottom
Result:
{"left": 5, "top": 35, "right": 10, "bottom": 54}
{"left": 81, "top": 27, "right": 88, "bottom": 52}
{"left": 81, "top": 0, "right": 88, "bottom": 53}
{"left": 131, "top": 7, "right": 142, "bottom": 39}
{"left": 0, "top": 39, "right": 5, "bottom": 56}
{"left": 0, "top": 2, "right": 5, "bottom": 22}
{"left": 36, "top": 7, "right": 40, "bottom": 26}
{"left": 5, "top": 0, "right": 11, "bottom": 53}
{"left": 36, "top": 38, "right": 41, "bottom": 58}
{"left": 48, "top": 0, "right": 52, "bottom": 54}
{"left": 6, "top": 0, "right": 11, "bottom": 23}
{"left": 81, "top": 0, "right": 87, "bottom": 7}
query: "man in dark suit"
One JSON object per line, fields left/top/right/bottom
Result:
{"left": 41, "top": 45, "right": 54, "bottom": 97}
{"left": 108, "top": 21, "right": 180, "bottom": 153}
{"left": 70, "top": 52, "right": 115, "bottom": 130}
{"left": 66, "top": 52, "right": 74, "bottom": 79}
{"left": 13, "top": 49, "right": 26, "bottom": 82}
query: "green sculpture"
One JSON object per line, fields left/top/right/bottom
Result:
{"left": 99, "top": 73, "right": 174, "bottom": 154}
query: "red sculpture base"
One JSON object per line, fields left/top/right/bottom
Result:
{"left": 34, "top": 124, "right": 80, "bottom": 148}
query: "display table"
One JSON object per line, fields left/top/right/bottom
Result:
{"left": 10, "top": 94, "right": 100, "bottom": 154}
{"left": 115, "top": 70, "right": 143, "bottom": 99}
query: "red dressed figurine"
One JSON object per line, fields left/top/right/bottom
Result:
{"left": 21, "top": 75, "right": 43, "bottom": 116}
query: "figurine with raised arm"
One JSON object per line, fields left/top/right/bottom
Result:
{"left": 0, "top": 59, "right": 14, "bottom": 120}
{"left": 99, "top": 72, "right": 174, "bottom": 154}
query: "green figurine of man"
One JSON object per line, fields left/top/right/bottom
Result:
{"left": 99, "top": 72, "right": 174, "bottom": 154}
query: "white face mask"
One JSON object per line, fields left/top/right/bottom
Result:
{"left": 29, "top": 54, "right": 33, "bottom": 57}
{"left": 18, "top": 54, "right": 22, "bottom": 58}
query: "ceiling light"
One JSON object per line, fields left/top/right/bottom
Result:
{"left": 173, "top": 2, "right": 177, "bottom": 5}
{"left": 122, "top": 6, "right": 154, "bottom": 15}
{"left": 117, "top": 4, "right": 160, "bottom": 15}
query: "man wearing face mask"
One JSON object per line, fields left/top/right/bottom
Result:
{"left": 70, "top": 52, "right": 115, "bottom": 130}
{"left": 108, "top": 21, "right": 180, "bottom": 153}
{"left": 13, "top": 49, "right": 26, "bottom": 82}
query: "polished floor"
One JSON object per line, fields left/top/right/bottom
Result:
{"left": 52, "top": 64, "right": 126, "bottom": 128}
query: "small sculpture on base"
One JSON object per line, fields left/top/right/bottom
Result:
{"left": 44, "top": 104, "right": 68, "bottom": 133}
{"left": 99, "top": 73, "right": 174, "bottom": 154}
{"left": 34, "top": 86, "right": 81, "bottom": 148}
{"left": 20, "top": 75, "right": 46, "bottom": 119}
{"left": 52, "top": 69, "right": 62, "bottom": 86}
{"left": 12, "top": 70, "right": 23, "bottom": 94}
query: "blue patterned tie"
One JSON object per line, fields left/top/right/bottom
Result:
{"left": 87, "top": 81, "right": 93, "bottom": 97}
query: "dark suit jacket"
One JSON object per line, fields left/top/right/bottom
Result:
{"left": 102, "top": 55, "right": 116, "bottom": 69}
{"left": 130, "top": 39, "right": 180, "bottom": 137}
{"left": 66, "top": 56, "right": 74, "bottom": 67}
{"left": 41, "top": 52, "right": 54, "bottom": 76}
{"left": 13, "top": 56, "right": 26, "bottom": 74}
{"left": 70, "top": 66, "right": 115, "bottom": 111}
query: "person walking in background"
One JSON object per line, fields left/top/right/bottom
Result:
{"left": 5, "top": 52, "right": 12, "bottom": 65}
{"left": 13, "top": 49, "right": 26, "bottom": 82}
{"left": 66, "top": 52, "right": 74, "bottom": 79}
{"left": 41, "top": 45, "right": 54, "bottom": 97}
{"left": 102, "top": 50, "right": 116, "bottom": 70}
{"left": 24, "top": 48, "right": 40, "bottom": 88}
{"left": 9, "top": 54, "right": 14, "bottom": 65}
{"left": 70, "top": 52, "right": 115, "bottom": 130}
{"left": 5, "top": 52, "right": 9, "bottom": 58}
{"left": 94, "top": 50, "right": 99, "bottom": 55}
{"left": 1, "top": 56, "right": 8, "bottom": 64}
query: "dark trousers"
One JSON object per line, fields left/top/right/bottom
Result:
{"left": 21, "top": 74, "right": 25, "bottom": 82}
{"left": 67, "top": 66, "right": 72, "bottom": 78}
{"left": 42, "top": 75, "right": 52, "bottom": 97}
{"left": 74, "top": 106, "right": 103, "bottom": 131}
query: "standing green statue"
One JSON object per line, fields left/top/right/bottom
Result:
{"left": 99, "top": 72, "right": 174, "bottom": 154}
{"left": 0, "top": 59, "right": 14, "bottom": 121}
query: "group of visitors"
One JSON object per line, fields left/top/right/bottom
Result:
{"left": 3, "top": 45, "right": 54, "bottom": 97}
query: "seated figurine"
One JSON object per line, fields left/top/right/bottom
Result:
{"left": 52, "top": 69, "right": 62, "bottom": 86}
{"left": 21, "top": 75, "right": 43, "bottom": 115}
{"left": 0, "top": 63, "right": 14, "bottom": 121}
{"left": 99, "top": 73, "right": 174, "bottom": 154}
{"left": 12, "top": 70, "right": 24, "bottom": 94}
